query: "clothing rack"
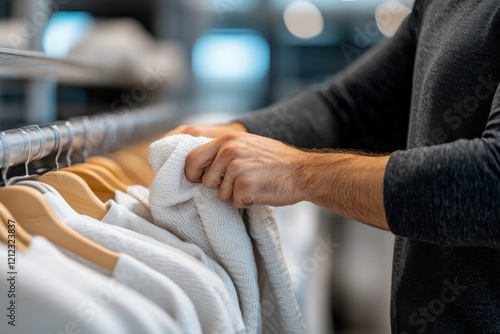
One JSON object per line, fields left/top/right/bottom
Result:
{"left": 0, "top": 104, "right": 178, "bottom": 168}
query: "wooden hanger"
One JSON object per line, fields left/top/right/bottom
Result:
{"left": 68, "top": 121, "right": 128, "bottom": 192}
{"left": 109, "top": 150, "right": 155, "bottom": 187}
{"left": 73, "top": 163, "right": 128, "bottom": 192}
{"left": 0, "top": 185, "right": 118, "bottom": 271}
{"left": 35, "top": 124, "right": 108, "bottom": 220}
{"left": 108, "top": 135, "right": 162, "bottom": 187}
{"left": 87, "top": 156, "right": 134, "bottom": 185}
{"left": 56, "top": 121, "right": 114, "bottom": 201}
{"left": 38, "top": 171, "right": 108, "bottom": 220}
{"left": 0, "top": 202, "right": 31, "bottom": 251}
{"left": 0, "top": 215, "right": 8, "bottom": 247}
{"left": 120, "top": 138, "right": 154, "bottom": 163}
{"left": 62, "top": 165, "right": 116, "bottom": 202}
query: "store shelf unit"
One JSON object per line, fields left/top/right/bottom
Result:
{"left": 0, "top": 46, "right": 137, "bottom": 87}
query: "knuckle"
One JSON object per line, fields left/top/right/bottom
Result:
{"left": 202, "top": 173, "right": 218, "bottom": 189}
{"left": 221, "top": 144, "right": 238, "bottom": 157}
{"left": 185, "top": 152, "right": 197, "bottom": 167}
{"left": 224, "top": 132, "right": 238, "bottom": 140}
{"left": 201, "top": 173, "right": 211, "bottom": 187}
{"left": 224, "top": 131, "right": 244, "bottom": 141}
{"left": 234, "top": 176, "right": 249, "bottom": 191}
{"left": 226, "top": 160, "right": 242, "bottom": 175}
{"left": 184, "top": 125, "right": 201, "bottom": 136}
{"left": 233, "top": 198, "right": 249, "bottom": 209}
{"left": 202, "top": 178, "right": 215, "bottom": 189}
{"left": 174, "top": 125, "right": 189, "bottom": 133}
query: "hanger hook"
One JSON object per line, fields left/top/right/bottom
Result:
{"left": 20, "top": 129, "right": 31, "bottom": 177}
{"left": 101, "top": 115, "right": 111, "bottom": 155}
{"left": 65, "top": 121, "right": 74, "bottom": 167}
{"left": 0, "top": 132, "right": 12, "bottom": 186}
{"left": 49, "top": 124, "right": 63, "bottom": 171}
{"left": 81, "top": 115, "right": 90, "bottom": 162}
{"left": 22, "top": 125, "right": 46, "bottom": 162}
{"left": 4, "top": 128, "right": 31, "bottom": 186}
{"left": 110, "top": 114, "right": 120, "bottom": 152}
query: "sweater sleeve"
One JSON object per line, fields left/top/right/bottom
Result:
{"left": 384, "top": 83, "right": 500, "bottom": 248}
{"left": 236, "top": 2, "right": 422, "bottom": 152}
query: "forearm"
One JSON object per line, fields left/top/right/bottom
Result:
{"left": 295, "top": 151, "right": 390, "bottom": 230}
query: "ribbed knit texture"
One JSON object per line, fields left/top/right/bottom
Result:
{"left": 128, "top": 185, "right": 152, "bottom": 212}
{"left": 43, "top": 191, "right": 238, "bottom": 334}
{"left": 115, "top": 253, "right": 202, "bottom": 334}
{"left": 0, "top": 237, "right": 181, "bottom": 334}
{"left": 115, "top": 188, "right": 153, "bottom": 222}
{"left": 149, "top": 134, "right": 305, "bottom": 334}
{"left": 105, "top": 198, "right": 243, "bottom": 328}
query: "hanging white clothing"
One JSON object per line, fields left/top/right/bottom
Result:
{"left": 42, "top": 188, "right": 241, "bottom": 334}
{"left": 115, "top": 188, "right": 154, "bottom": 222}
{"left": 114, "top": 253, "right": 202, "bottom": 334}
{"left": 127, "top": 185, "right": 151, "bottom": 210}
{"left": 104, "top": 197, "right": 242, "bottom": 325}
{"left": 0, "top": 237, "right": 181, "bottom": 334}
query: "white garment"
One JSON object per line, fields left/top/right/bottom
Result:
{"left": 127, "top": 185, "right": 151, "bottom": 210}
{"left": 104, "top": 198, "right": 242, "bottom": 327}
{"left": 39, "top": 180, "right": 201, "bottom": 333}
{"left": 149, "top": 135, "right": 305, "bottom": 334}
{"left": 114, "top": 253, "right": 202, "bottom": 334}
{"left": 0, "top": 237, "right": 180, "bottom": 334}
{"left": 43, "top": 189, "right": 240, "bottom": 334}
{"left": 115, "top": 187, "right": 153, "bottom": 222}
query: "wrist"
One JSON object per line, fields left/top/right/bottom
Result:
{"left": 294, "top": 152, "right": 375, "bottom": 203}
{"left": 294, "top": 151, "right": 390, "bottom": 229}
{"left": 292, "top": 151, "right": 330, "bottom": 203}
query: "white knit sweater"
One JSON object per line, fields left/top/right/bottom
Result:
{"left": 149, "top": 135, "right": 305, "bottom": 334}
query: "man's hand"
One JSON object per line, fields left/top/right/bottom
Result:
{"left": 185, "top": 132, "right": 304, "bottom": 208}
{"left": 165, "top": 122, "right": 247, "bottom": 138}
{"left": 185, "top": 132, "right": 391, "bottom": 230}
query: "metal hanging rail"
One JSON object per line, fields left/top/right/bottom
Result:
{"left": 0, "top": 104, "right": 179, "bottom": 167}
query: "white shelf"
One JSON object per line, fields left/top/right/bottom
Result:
{"left": 0, "top": 46, "right": 138, "bottom": 87}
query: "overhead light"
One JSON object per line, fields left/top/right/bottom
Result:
{"left": 192, "top": 31, "right": 270, "bottom": 82}
{"left": 283, "top": 1, "right": 324, "bottom": 40}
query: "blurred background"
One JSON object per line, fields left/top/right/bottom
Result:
{"left": 0, "top": 0, "right": 415, "bottom": 332}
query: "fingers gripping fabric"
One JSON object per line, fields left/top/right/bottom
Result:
{"left": 149, "top": 134, "right": 305, "bottom": 334}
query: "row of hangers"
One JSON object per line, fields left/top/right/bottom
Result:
{"left": 0, "top": 119, "right": 163, "bottom": 272}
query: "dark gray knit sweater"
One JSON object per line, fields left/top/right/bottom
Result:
{"left": 237, "top": 0, "right": 500, "bottom": 332}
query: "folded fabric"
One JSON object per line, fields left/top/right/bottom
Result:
{"left": 149, "top": 134, "right": 305, "bottom": 334}
{"left": 0, "top": 237, "right": 180, "bottom": 334}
